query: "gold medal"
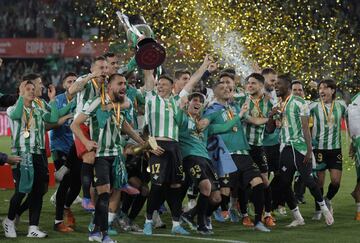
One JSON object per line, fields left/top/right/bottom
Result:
{"left": 321, "top": 100, "right": 335, "bottom": 128}
{"left": 252, "top": 109, "right": 259, "bottom": 118}
{"left": 23, "top": 107, "right": 33, "bottom": 139}
{"left": 250, "top": 95, "right": 264, "bottom": 118}
{"left": 23, "top": 130, "right": 30, "bottom": 138}
{"left": 328, "top": 116, "right": 335, "bottom": 128}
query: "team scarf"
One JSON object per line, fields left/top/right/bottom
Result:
{"left": 204, "top": 102, "right": 237, "bottom": 177}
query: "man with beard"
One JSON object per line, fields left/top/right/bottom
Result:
{"left": 239, "top": 73, "right": 275, "bottom": 227}
{"left": 71, "top": 73, "right": 145, "bottom": 243}
{"left": 261, "top": 68, "right": 286, "bottom": 216}
{"left": 266, "top": 74, "right": 334, "bottom": 227}
{"left": 206, "top": 74, "right": 270, "bottom": 232}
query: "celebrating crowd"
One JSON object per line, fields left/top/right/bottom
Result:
{"left": 0, "top": 50, "right": 359, "bottom": 243}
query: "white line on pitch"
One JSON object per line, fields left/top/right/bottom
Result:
{"left": 129, "top": 232, "right": 248, "bottom": 243}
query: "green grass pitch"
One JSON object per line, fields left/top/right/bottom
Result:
{"left": 0, "top": 135, "right": 359, "bottom": 243}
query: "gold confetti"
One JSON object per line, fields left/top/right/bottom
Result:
{"left": 88, "top": 0, "right": 359, "bottom": 94}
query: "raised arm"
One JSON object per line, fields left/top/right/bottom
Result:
{"left": 181, "top": 55, "right": 213, "bottom": 94}
{"left": 7, "top": 96, "right": 24, "bottom": 120}
{"left": 68, "top": 71, "right": 100, "bottom": 96}
{"left": 42, "top": 85, "right": 59, "bottom": 123}
{"left": 143, "top": 69, "right": 156, "bottom": 92}
{"left": 7, "top": 81, "right": 29, "bottom": 120}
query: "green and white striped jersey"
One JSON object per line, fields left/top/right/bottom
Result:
{"left": 280, "top": 95, "right": 309, "bottom": 155}
{"left": 310, "top": 100, "right": 347, "bottom": 150}
{"left": 238, "top": 94, "right": 273, "bottom": 146}
{"left": 7, "top": 97, "right": 59, "bottom": 154}
{"left": 144, "top": 90, "right": 180, "bottom": 141}
{"left": 82, "top": 96, "right": 124, "bottom": 157}
{"left": 75, "top": 74, "right": 101, "bottom": 122}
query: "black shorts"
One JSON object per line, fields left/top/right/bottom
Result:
{"left": 249, "top": 145, "right": 268, "bottom": 173}
{"left": 219, "top": 174, "right": 231, "bottom": 188}
{"left": 126, "top": 155, "right": 150, "bottom": 183}
{"left": 279, "top": 146, "right": 314, "bottom": 186}
{"left": 263, "top": 144, "right": 280, "bottom": 173}
{"left": 229, "top": 154, "right": 261, "bottom": 190}
{"left": 93, "top": 156, "right": 115, "bottom": 187}
{"left": 148, "top": 140, "right": 184, "bottom": 185}
{"left": 314, "top": 149, "right": 343, "bottom": 171}
{"left": 183, "top": 155, "right": 220, "bottom": 191}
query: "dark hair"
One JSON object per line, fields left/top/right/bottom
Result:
{"left": 291, "top": 80, "right": 303, "bottom": 89}
{"left": 62, "top": 72, "right": 77, "bottom": 83}
{"left": 219, "top": 72, "right": 235, "bottom": 81}
{"left": 222, "top": 68, "right": 236, "bottom": 75}
{"left": 158, "top": 74, "right": 174, "bottom": 84}
{"left": 212, "top": 80, "right": 225, "bottom": 89}
{"left": 277, "top": 74, "right": 292, "bottom": 86}
{"left": 246, "top": 73, "right": 265, "bottom": 84}
{"left": 22, "top": 73, "right": 40, "bottom": 82}
{"left": 108, "top": 73, "right": 125, "bottom": 83}
{"left": 261, "top": 68, "right": 277, "bottom": 76}
{"left": 104, "top": 52, "right": 116, "bottom": 59}
{"left": 319, "top": 79, "right": 337, "bottom": 99}
{"left": 93, "top": 56, "right": 106, "bottom": 63}
{"left": 174, "top": 69, "right": 191, "bottom": 80}
{"left": 188, "top": 92, "right": 205, "bottom": 103}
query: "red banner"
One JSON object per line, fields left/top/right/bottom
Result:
{"left": 0, "top": 112, "right": 10, "bottom": 136}
{"left": 0, "top": 38, "right": 110, "bottom": 58}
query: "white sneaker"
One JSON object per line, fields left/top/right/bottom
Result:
{"left": 152, "top": 211, "right": 166, "bottom": 229}
{"left": 73, "top": 195, "right": 83, "bottom": 204}
{"left": 27, "top": 225, "right": 48, "bottom": 238}
{"left": 324, "top": 197, "right": 334, "bottom": 215}
{"left": 286, "top": 219, "right": 305, "bottom": 227}
{"left": 278, "top": 206, "right": 287, "bottom": 216}
{"left": 50, "top": 190, "right": 57, "bottom": 206}
{"left": 183, "top": 199, "right": 197, "bottom": 212}
{"left": 322, "top": 209, "right": 334, "bottom": 226}
{"left": 2, "top": 218, "right": 16, "bottom": 238}
{"left": 55, "top": 165, "right": 70, "bottom": 182}
{"left": 312, "top": 211, "right": 322, "bottom": 221}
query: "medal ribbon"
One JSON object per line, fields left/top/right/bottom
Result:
{"left": 92, "top": 79, "right": 105, "bottom": 107}
{"left": 227, "top": 106, "right": 234, "bottom": 120}
{"left": 24, "top": 107, "right": 33, "bottom": 134}
{"left": 34, "top": 98, "right": 43, "bottom": 109}
{"left": 188, "top": 112, "right": 201, "bottom": 133}
{"left": 320, "top": 100, "right": 335, "bottom": 124}
{"left": 280, "top": 95, "right": 291, "bottom": 113}
{"left": 250, "top": 95, "right": 264, "bottom": 117}
{"left": 111, "top": 101, "right": 121, "bottom": 127}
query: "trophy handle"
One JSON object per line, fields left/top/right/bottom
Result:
{"left": 116, "top": 11, "right": 142, "bottom": 37}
